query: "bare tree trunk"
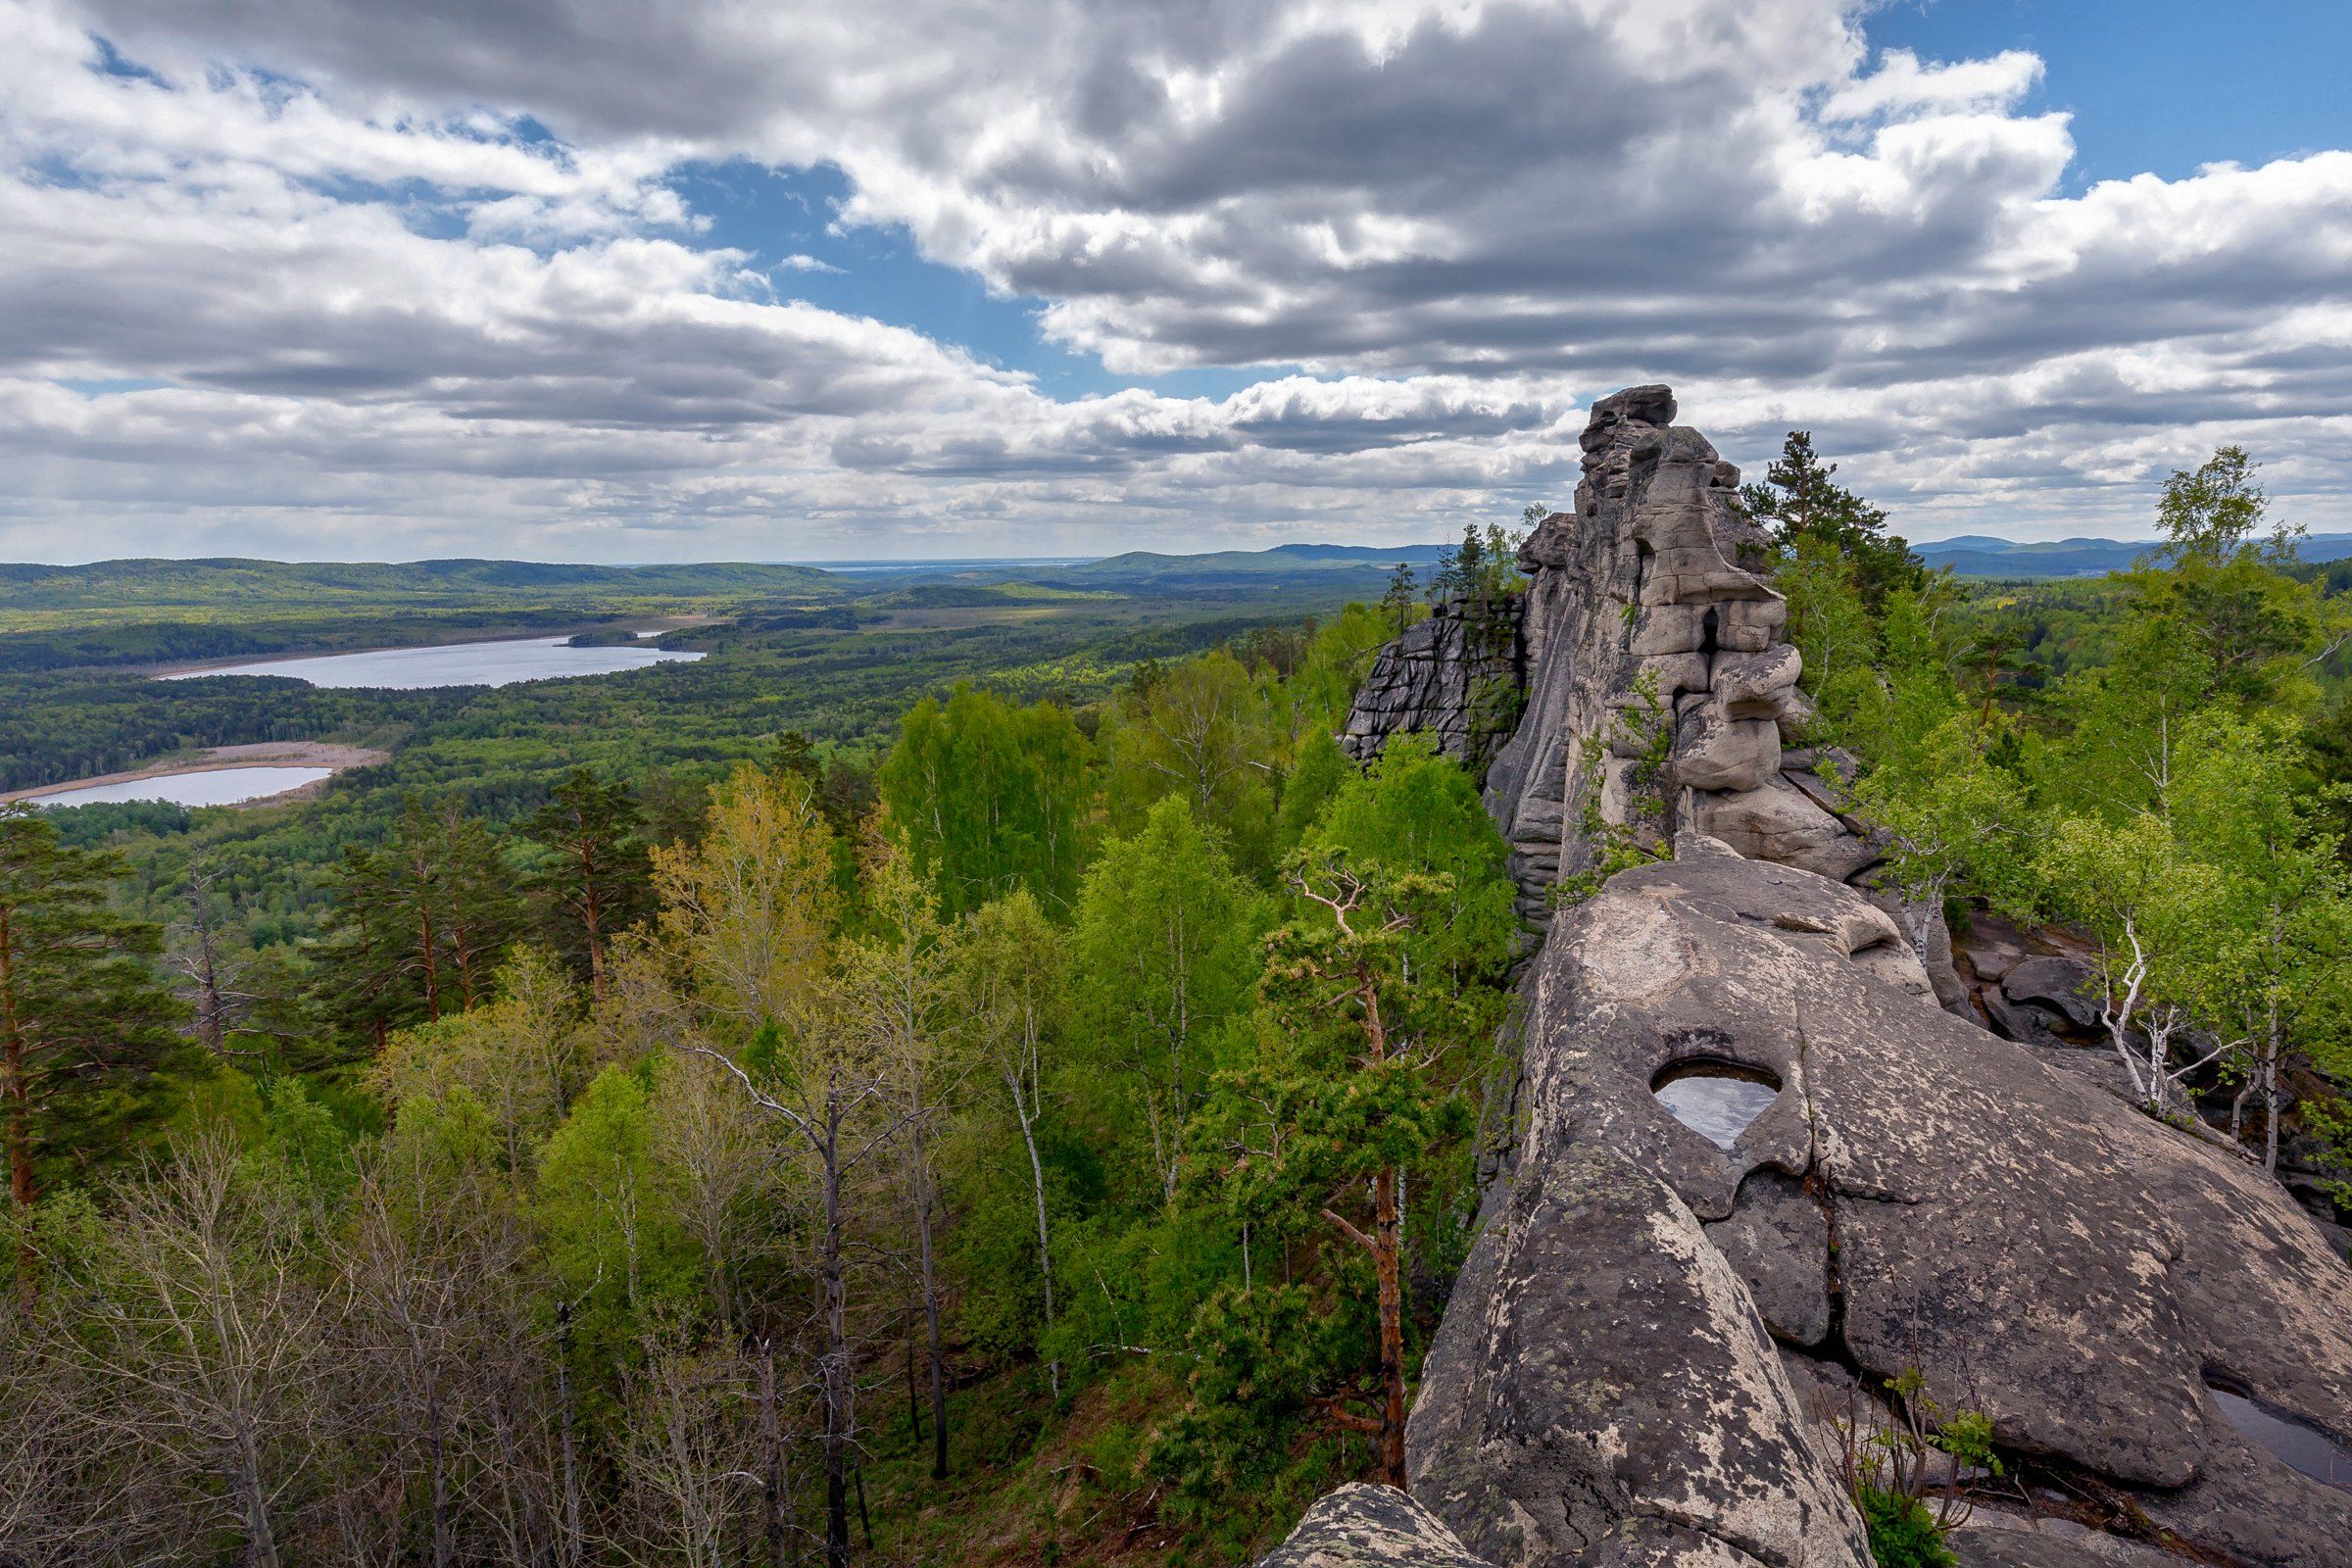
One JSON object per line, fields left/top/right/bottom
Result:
{"left": 819, "top": 1142, "right": 850, "bottom": 1568}
{"left": 910, "top": 1118, "right": 948, "bottom": 1482}
{"left": 1009, "top": 1080, "right": 1059, "bottom": 1397}
{"left": 234, "top": 1415, "right": 280, "bottom": 1568}
{"left": 557, "top": 1304, "right": 584, "bottom": 1568}
{"left": 1373, "top": 1165, "right": 1407, "bottom": 1491}
{"left": 760, "top": 1340, "right": 791, "bottom": 1568}
{"left": 903, "top": 1337, "right": 922, "bottom": 1446}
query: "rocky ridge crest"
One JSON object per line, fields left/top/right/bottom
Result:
{"left": 1257, "top": 388, "right": 2352, "bottom": 1568}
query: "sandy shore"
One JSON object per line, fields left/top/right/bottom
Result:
{"left": 1, "top": 741, "right": 391, "bottom": 807}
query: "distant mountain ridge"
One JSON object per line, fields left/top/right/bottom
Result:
{"left": 0, "top": 557, "right": 847, "bottom": 612}
{"left": 1913, "top": 532, "right": 2352, "bottom": 578}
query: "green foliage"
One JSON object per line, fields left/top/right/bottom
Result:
{"left": 537, "top": 1062, "right": 699, "bottom": 1347}
{"left": 1552, "top": 671, "right": 1674, "bottom": 906}
{"left": 878, "top": 684, "right": 1090, "bottom": 917}
{"left": 1855, "top": 1486, "right": 1956, "bottom": 1568}
{"left": 1308, "top": 733, "right": 1519, "bottom": 983}
{"left": 2154, "top": 445, "right": 2284, "bottom": 565}
{"left": 1149, "top": 1284, "right": 1365, "bottom": 1529}
{"left": 0, "top": 804, "right": 189, "bottom": 1204}
{"left": 1740, "top": 430, "right": 1927, "bottom": 610}
{"left": 1832, "top": 1366, "right": 1998, "bottom": 1568}
{"left": 1069, "top": 797, "right": 1267, "bottom": 1205}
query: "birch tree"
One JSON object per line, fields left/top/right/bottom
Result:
{"left": 957, "top": 890, "right": 1066, "bottom": 1395}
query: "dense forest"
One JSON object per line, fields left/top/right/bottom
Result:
{"left": 4, "top": 443, "right": 2351, "bottom": 1568}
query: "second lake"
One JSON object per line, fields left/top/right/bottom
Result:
{"left": 161, "top": 635, "right": 706, "bottom": 690}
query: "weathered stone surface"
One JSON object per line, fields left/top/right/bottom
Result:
{"left": 1691, "top": 776, "right": 1881, "bottom": 885}
{"left": 1314, "top": 385, "right": 2352, "bottom": 1568}
{"left": 1334, "top": 384, "right": 1895, "bottom": 930}
{"left": 1672, "top": 705, "right": 1779, "bottom": 793}
{"left": 1450, "top": 847, "right": 2352, "bottom": 1565}
{"left": 2001, "top": 956, "right": 2101, "bottom": 1030}
{"left": 1405, "top": 1141, "right": 1871, "bottom": 1568}
{"left": 1704, "top": 1170, "right": 1831, "bottom": 1348}
{"left": 1950, "top": 1518, "right": 2187, "bottom": 1567}
{"left": 1343, "top": 597, "right": 1525, "bottom": 772}
{"left": 1710, "top": 647, "right": 1803, "bottom": 719}
{"left": 1256, "top": 1484, "right": 1492, "bottom": 1568}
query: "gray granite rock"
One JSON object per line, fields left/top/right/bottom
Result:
{"left": 1343, "top": 385, "right": 1899, "bottom": 936}
{"left": 1454, "top": 847, "right": 2352, "bottom": 1565}
{"left": 1405, "top": 1141, "right": 1870, "bottom": 1568}
{"left": 1343, "top": 597, "right": 1525, "bottom": 772}
{"left": 2001, "top": 956, "right": 2101, "bottom": 1030}
{"left": 1256, "top": 1484, "right": 1493, "bottom": 1568}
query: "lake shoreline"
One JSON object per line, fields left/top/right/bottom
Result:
{"left": 0, "top": 741, "right": 391, "bottom": 808}
{"left": 142, "top": 614, "right": 718, "bottom": 678}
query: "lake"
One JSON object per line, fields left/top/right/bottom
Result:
{"left": 27, "top": 766, "right": 337, "bottom": 809}
{"left": 160, "top": 635, "right": 705, "bottom": 690}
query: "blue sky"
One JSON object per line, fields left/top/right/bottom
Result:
{"left": 4, "top": 0, "right": 2350, "bottom": 561}
{"left": 1870, "top": 1, "right": 2352, "bottom": 187}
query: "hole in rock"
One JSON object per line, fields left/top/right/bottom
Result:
{"left": 1652, "top": 1059, "right": 1782, "bottom": 1152}
{"left": 2206, "top": 1380, "right": 2352, "bottom": 1492}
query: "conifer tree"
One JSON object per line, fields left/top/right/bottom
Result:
{"left": 1741, "top": 430, "right": 1926, "bottom": 609}
{"left": 1194, "top": 854, "right": 1474, "bottom": 1489}
{"left": 0, "top": 805, "right": 185, "bottom": 1209}
{"left": 523, "top": 767, "right": 652, "bottom": 1001}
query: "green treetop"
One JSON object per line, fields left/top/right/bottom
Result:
{"left": 1741, "top": 430, "right": 1926, "bottom": 610}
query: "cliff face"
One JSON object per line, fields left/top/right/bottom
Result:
{"left": 1353, "top": 385, "right": 1883, "bottom": 933}
{"left": 1258, "top": 387, "right": 2352, "bottom": 1568}
{"left": 1342, "top": 595, "right": 1526, "bottom": 775}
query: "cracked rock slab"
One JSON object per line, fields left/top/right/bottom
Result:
{"left": 1501, "top": 849, "right": 2352, "bottom": 1564}
{"left": 1257, "top": 1484, "right": 1494, "bottom": 1568}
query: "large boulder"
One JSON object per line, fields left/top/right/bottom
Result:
{"left": 1256, "top": 1485, "right": 1492, "bottom": 1568}
{"left": 1419, "top": 841, "right": 2352, "bottom": 1566}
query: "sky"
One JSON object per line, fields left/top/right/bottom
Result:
{"left": 2, "top": 0, "right": 2348, "bottom": 563}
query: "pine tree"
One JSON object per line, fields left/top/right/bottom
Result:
{"left": 523, "top": 767, "right": 652, "bottom": 1001}
{"left": 1381, "top": 562, "right": 1417, "bottom": 637}
{"left": 1740, "top": 430, "right": 1926, "bottom": 609}
{"left": 1193, "top": 853, "right": 1475, "bottom": 1488}
{"left": 0, "top": 805, "right": 186, "bottom": 1209}
{"left": 313, "top": 798, "right": 523, "bottom": 1049}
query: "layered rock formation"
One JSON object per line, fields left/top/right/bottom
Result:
{"left": 1257, "top": 385, "right": 2352, "bottom": 1568}
{"left": 1343, "top": 596, "right": 1526, "bottom": 773}
{"left": 1489, "top": 385, "right": 1846, "bottom": 921}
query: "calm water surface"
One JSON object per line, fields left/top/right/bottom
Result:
{"left": 161, "top": 635, "right": 704, "bottom": 690}
{"left": 2211, "top": 1389, "right": 2352, "bottom": 1491}
{"left": 30, "top": 766, "right": 335, "bottom": 808}
{"left": 1654, "top": 1076, "right": 1781, "bottom": 1151}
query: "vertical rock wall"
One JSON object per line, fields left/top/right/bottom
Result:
{"left": 1478, "top": 385, "right": 1864, "bottom": 925}
{"left": 1342, "top": 595, "right": 1526, "bottom": 773}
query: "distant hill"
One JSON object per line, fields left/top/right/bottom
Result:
{"left": 0, "top": 557, "right": 849, "bottom": 613}
{"left": 1913, "top": 532, "right": 2352, "bottom": 579}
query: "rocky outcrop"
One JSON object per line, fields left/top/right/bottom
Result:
{"left": 1259, "top": 385, "right": 2352, "bottom": 1568}
{"left": 1257, "top": 1485, "right": 1491, "bottom": 1568}
{"left": 1344, "top": 597, "right": 1526, "bottom": 773}
{"left": 1350, "top": 386, "right": 1881, "bottom": 928}
{"left": 1261, "top": 839, "right": 2352, "bottom": 1567}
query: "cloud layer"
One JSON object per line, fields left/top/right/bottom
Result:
{"left": 6, "top": 0, "right": 2350, "bottom": 560}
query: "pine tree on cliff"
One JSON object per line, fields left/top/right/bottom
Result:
{"left": 0, "top": 805, "right": 185, "bottom": 1213}
{"left": 1740, "top": 430, "right": 1926, "bottom": 610}
{"left": 1193, "top": 852, "right": 1491, "bottom": 1490}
